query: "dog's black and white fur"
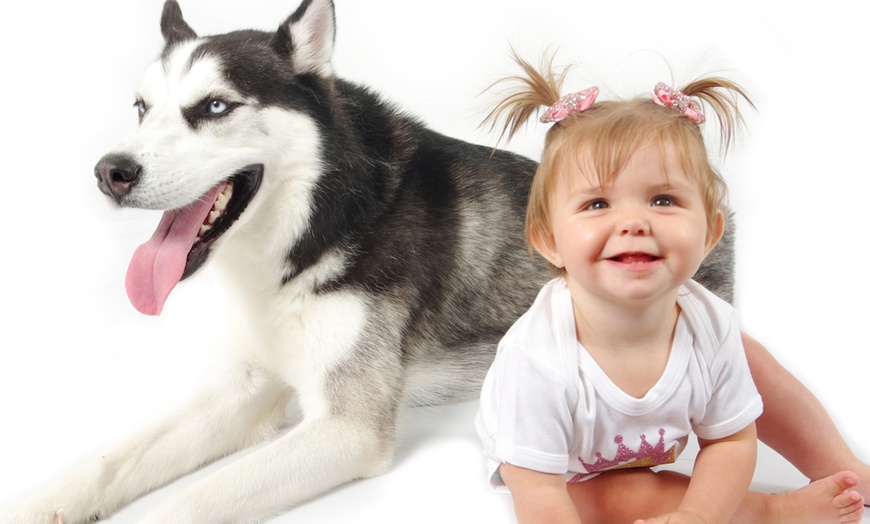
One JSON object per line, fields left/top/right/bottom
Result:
{"left": 1, "top": 1, "right": 733, "bottom": 522}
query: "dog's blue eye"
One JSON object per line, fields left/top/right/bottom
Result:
{"left": 207, "top": 99, "right": 229, "bottom": 114}
{"left": 134, "top": 100, "right": 147, "bottom": 116}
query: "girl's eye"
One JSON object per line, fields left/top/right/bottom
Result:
{"left": 583, "top": 200, "right": 610, "bottom": 211}
{"left": 652, "top": 196, "right": 675, "bottom": 207}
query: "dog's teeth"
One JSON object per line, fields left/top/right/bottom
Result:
{"left": 214, "top": 192, "right": 229, "bottom": 211}
{"left": 208, "top": 210, "right": 221, "bottom": 224}
{"left": 199, "top": 224, "right": 212, "bottom": 237}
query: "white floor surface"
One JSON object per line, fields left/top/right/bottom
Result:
{"left": 2, "top": 400, "right": 867, "bottom": 523}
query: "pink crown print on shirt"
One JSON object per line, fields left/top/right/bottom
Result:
{"left": 570, "top": 429, "right": 676, "bottom": 482}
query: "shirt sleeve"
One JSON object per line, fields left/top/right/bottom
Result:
{"left": 476, "top": 333, "right": 577, "bottom": 487}
{"left": 691, "top": 301, "right": 764, "bottom": 441}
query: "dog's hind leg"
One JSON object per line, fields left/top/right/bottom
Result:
{"left": 1, "top": 359, "right": 290, "bottom": 524}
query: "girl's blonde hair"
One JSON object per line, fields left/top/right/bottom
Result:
{"left": 484, "top": 53, "right": 753, "bottom": 267}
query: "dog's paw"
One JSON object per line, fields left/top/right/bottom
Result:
{"left": 0, "top": 501, "right": 103, "bottom": 524}
{"left": 0, "top": 510, "right": 103, "bottom": 524}
{"left": 0, "top": 508, "right": 61, "bottom": 524}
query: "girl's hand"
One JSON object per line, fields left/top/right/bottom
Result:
{"left": 634, "top": 510, "right": 708, "bottom": 524}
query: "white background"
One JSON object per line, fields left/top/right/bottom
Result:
{"left": 0, "top": 0, "right": 867, "bottom": 522}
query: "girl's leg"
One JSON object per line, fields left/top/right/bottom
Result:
{"left": 566, "top": 469, "right": 682, "bottom": 523}
{"left": 743, "top": 333, "right": 870, "bottom": 500}
{"left": 566, "top": 469, "right": 864, "bottom": 524}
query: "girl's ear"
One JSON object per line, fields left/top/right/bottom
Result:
{"left": 530, "top": 225, "right": 564, "bottom": 269}
{"left": 705, "top": 210, "right": 726, "bottom": 256}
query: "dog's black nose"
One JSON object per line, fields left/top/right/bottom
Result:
{"left": 95, "top": 153, "right": 141, "bottom": 202}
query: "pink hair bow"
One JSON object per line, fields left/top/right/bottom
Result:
{"left": 540, "top": 86, "right": 599, "bottom": 123}
{"left": 653, "top": 82, "right": 705, "bottom": 124}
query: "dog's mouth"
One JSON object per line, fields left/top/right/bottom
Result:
{"left": 125, "top": 164, "right": 263, "bottom": 316}
{"left": 183, "top": 166, "right": 264, "bottom": 280}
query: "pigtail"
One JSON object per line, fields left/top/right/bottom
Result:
{"left": 481, "top": 50, "right": 568, "bottom": 146}
{"left": 681, "top": 77, "right": 755, "bottom": 154}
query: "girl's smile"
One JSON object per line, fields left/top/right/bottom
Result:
{"left": 606, "top": 252, "right": 663, "bottom": 271}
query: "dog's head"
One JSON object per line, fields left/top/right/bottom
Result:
{"left": 94, "top": 0, "right": 336, "bottom": 315}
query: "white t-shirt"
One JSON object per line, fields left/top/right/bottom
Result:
{"left": 476, "top": 278, "right": 763, "bottom": 488}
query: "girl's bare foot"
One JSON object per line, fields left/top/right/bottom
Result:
{"left": 840, "top": 460, "right": 870, "bottom": 503}
{"left": 760, "top": 471, "right": 865, "bottom": 524}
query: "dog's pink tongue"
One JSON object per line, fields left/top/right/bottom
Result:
{"left": 125, "top": 184, "right": 224, "bottom": 316}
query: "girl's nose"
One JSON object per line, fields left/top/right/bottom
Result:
{"left": 619, "top": 211, "right": 651, "bottom": 236}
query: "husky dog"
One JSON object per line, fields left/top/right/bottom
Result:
{"left": 2, "top": 0, "right": 733, "bottom": 522}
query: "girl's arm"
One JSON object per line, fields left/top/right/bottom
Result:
{"left": 636, "top": 422, "right": 758, "bottom": 524}
{"left": 500, "top": 463, "right": 582, "bottom": 524}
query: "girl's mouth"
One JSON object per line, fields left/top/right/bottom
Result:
{"left": 609, "top": 252, "right": 662, "bottom": 264}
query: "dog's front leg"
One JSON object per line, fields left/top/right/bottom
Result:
{"left": 130, "top": 342, "right": 402, "bottom": 524}
{"left": 135, "top": 410, "right": 396, "bottom": 524}
{"left": 1, "top": 360, "right": 290, "bottom": 524}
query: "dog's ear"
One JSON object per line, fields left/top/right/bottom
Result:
{"left": 161, "top": 0, "right": 197, "bottom": 46}
{"left": 272, "top": 0, "right": 336, "bottom": 77}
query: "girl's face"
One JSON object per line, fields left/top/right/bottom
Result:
{"left": 534, "top": 140, "right": 722, "bottom": 310}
